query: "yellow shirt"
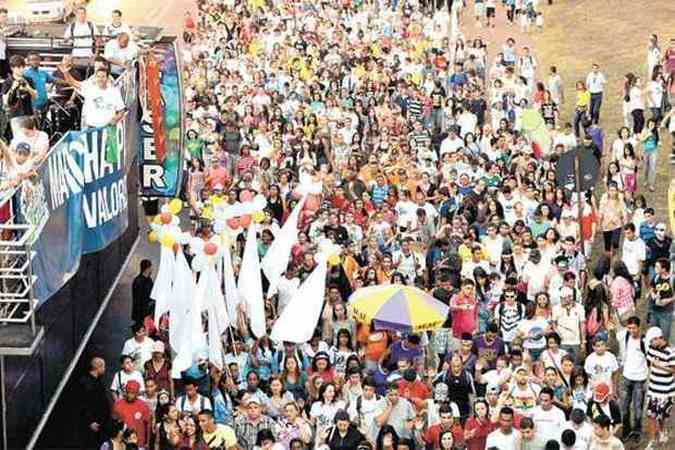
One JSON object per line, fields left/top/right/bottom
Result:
{"left": 576, "top": 90, "right": 591, "bottom": 108}
{"left": 202, "top": 424, "right": 237, "bottom": 448}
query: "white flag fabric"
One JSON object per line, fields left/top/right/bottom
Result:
{"left": 168, "top": 250, "right": 194, "bottom": 351}
{"left": 261, "top": 196, "right": 305, "bottom": 294}
{"left": 151, "top": 245, "right": 176, "bottom": 325}
{"left": 222, "top": 241, "right": 240, "bottom": 325}
{"left": 270, "top": 258, "right": 327, "bottom": 343}
{"left": 238, "top": 224, "right": 266, "bottom": 338}
{"left": 171, "top": 284, "right": 205, "bottom": 378}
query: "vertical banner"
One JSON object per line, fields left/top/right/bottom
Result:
{"left": 139, "top": 40, "right": 185, "bottom": 197}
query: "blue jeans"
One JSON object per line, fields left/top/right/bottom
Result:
{"left": 622, "top": 378, "right": 645, "bottom": 433}
{"left": 590, "top": 92, "right": 603, "bottom": 124}
{"left": 650, "top": 308, "right": 673, "bottom": 340}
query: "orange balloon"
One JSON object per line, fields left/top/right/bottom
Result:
{"left": 227, "top": 217, "right": 240, "bottom": 229}
{"left": 172, "top": 243, "right": 180, "bottom": 253}
{"left": 240, "top": 190, "right": 254, "bottom": 202}
{"left": 160, "top": 212, "right": 172, "bottom": 224}
{"left": 240, "top": 214, "right": 252, "bottom": 228}
{"left": 204, "top": 242, "right": 218, "bottom": 255}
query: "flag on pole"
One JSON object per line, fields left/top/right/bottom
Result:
{"left": 238, "top": 225, "right": 266, "bottom": 338}
{"left": 151, "top": 245, "right": 176, "bottom": 325}
{"left": 261, "top": 196, "right": 305, "bottom": 294}
{"left": 270, "top": 257, "right": 328, "bottom": 343}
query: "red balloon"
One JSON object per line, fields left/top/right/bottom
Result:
{"left": 204, "top": 242, "right": 218, "bottom": 255}
{"left": 227, "top": 217, "right": 240, "bottom": 229}
{"left": 160, "top": 212, "right": 172, "bottom": 224}
{"left": 240, "top": 214, "right": 252, "bottom": 228}
{"left": 240, "top": 190, "right": 254, "bottom": 202}
{"left": 305, "top": 194, "right": 320, "bottom": 212}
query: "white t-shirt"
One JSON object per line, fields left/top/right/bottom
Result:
{"left": 532, "top": 405, "right": 566, "bottom": 442}
{"left": 621, "top": 237, "right": 646, "bottom": 276}
{"left": 552, "top": 303, "right": 585, "bottom": 346}
{"left": 617, "top": 329, "right": 648, "bottom": 381}
{"left": 110, "top": 369, "right": 145, "bottom": 397}
{"left": 11, "top": 130, "right": 49, "bottom": 159}
{"left": 121, "top": 337, "right": 155, "bottom": 372}
{"left": 347, "top": 396, "right": 386, "bottom": 442}
{"left": 82, "top": 81, "right": 125, "bottom": 128}
{"left": 104, "top": 39, "right": 139, "bottom": 65}
{"left": 583, "top": 351, "right": 618, "bottom": 389}
{"left": 176, "top": 393, "right": 213, "bottom": 414}
{"left": 485, "top": 428, "right": 520, "bottom": 450}
{"left": 561, "top": 421, "right": 594, "bottom": 450}
{"left": 65, "top": 21, "right": 96, "bottom": 58}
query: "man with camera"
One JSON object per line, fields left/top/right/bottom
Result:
{"left": 1, "top": 55, "right": 36, "bottom": 139}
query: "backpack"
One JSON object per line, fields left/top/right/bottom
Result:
{"left": 623, "top": 331, "right": 646, "bottom": 355}
{"left": 69, "top": 21, "right": 97, "bottom": 52}
{"left": 180, "top": 394, "right": 206, "bottom": 412}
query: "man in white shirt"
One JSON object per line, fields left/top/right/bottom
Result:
{"left": 532, "top": 388, "right": 567, "bottom": 442}
{"left": 562, "top": 408, "right": 594, "bottom": 450}
{"left": 486, "top": 407, "right": 520, "bottom": 450}
{"left": 439, "top": 128, "right": 464, "bottom": 155}
{"left": 10, "top": 116, "right": 49, "bottom": 163}
{"left": 60, "top": 65, "right": 125, "bottom": 128}
{"left": 121, "top": 323, "right": 155, "bottom": 372}
{"left": 552, "top": 287, "right": 586, "bottom": 363}
{"left": 617, "top": 316, "right": 648, "bottom": 441}
{"left": 621, "top": 223, "right": 646, "bottom": 288}
{"left": 64, "top": 7, "right": 98, "bottom": 58}
{"left": 102, "top": 9, "right": 133, "bottom": 41}
{"left": 176, "top": 378, "right": 212, "bottom": 414}
{"left": 348, "top": 378, "right": 385, "bottom": 442}
{"left": 104, "top": 33, "right": 139, "bottom": 71}
{"left": 585, "top": 63, "right": 606, "bottom": 125}
{"left": 584, "top": 337, "right": 619, "bottom": 395}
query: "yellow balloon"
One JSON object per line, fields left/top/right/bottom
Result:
{"left": 153, "top": 215, "right": 162, "bottom": 225}
{"left": 148, "top": 231, "right": 158, "bottom": 243}
{"left": 168, "top": 198, "right": 183, "bottom": 215}
{"left": 211, "top": 195, "right": 224, "bottom": 206}
{"left": 252, "top": 211, "right": 265, "bottom": 223}
{"left": 159, "top": 235, "right": 175, "bottom": 248}
{"left": 328, "top": 254, "right": 340, "bottom": 266}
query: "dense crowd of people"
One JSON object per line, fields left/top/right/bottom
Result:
{"left": 62, "top": 0, "right": 675, "bottom": 450}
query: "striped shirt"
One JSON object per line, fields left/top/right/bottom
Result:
{"left": 497, "top": 302, "right": 523, "bottom": 343}
{"left": 408, "top": 129, "right": 432, "bottom": 152}
{"left": 647, "top": 345, "right": 675, "bottom": 398}
{"left": 406, "top": 97, "right": 424, "bottom": 120}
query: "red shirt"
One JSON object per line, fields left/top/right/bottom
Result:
{"left": 465, "top": 417, "right": 497, "bottom": 450}
{"left": 450, "top": 293, "right": 478, "bottom": 338}
{"left": 423, "top": 423, "right": 464, "bottom": 449}
{"left": 112, "top": 398, "right": 151, "bottom": 447}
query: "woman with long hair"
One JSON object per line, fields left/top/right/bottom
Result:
{"left": 375, "top": 425, "right": 399, "bottom": 450}
{"left": 308, "top": 382, "right": 346, "bottom": 435}
{"left": 282, "top": 356, "right": 308, "bottom": 402}
{"left": 610, "top": 260, "right": 636, "bottom": 324}
{"left": 639, "top": 118, "right": 659, "bottom": 192}
{"left": 597, "top": 182, "right": 629, "bottom": 260}
{"left": 154, "top": 403, "right": 181, "bottom": 450}
{"left": 177, "top": 413, "right": 208, "bottom": 450}
{"left": 99, "top": 419, "right": 127, "bottom": 450}
{"left": 464, "top": 399, "right": 495, "bottom": 450}
{"left": 265, "top": 376, "right": 295, "bottom": 420}
{"left": 585, "top": 257, "right": 612, "bottom": 353}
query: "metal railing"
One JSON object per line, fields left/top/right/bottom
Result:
{"left": 0, "top": 223, "right": 38, "bottom": 332}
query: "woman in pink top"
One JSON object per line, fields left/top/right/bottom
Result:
{"left": 609, "top": 261, "right": 635, "bottom": 318}
{"left": 450, "top": 279, "right": 479, "bottom": 338}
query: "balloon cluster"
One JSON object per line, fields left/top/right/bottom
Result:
{"left": 211, "top": 189, "right": 268, "bottom": 234}
{"left": 148, "top": 199, "right": 191, "bottom": 249}
{"left": 189, "top": 236, "right": 223, "bottom": 272}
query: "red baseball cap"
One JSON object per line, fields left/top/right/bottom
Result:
{"left": 593, "top": 382, "right": 610, "bottom": 403}
{"left": 125, "top": 380, "right": 141, "bottom": 394}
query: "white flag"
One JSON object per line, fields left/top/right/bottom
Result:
{"left": 238, "top": 225, "right": 266, "bottom": 338}
{"left": 151, "top": 246, "right": 176, "bottom": 325}
{"left": 168, "top": 250, "right": 194, "bottom": 351}
{"left": 270, "top": 258, "right": 327, "bottom": 343}
{"left": 222, "top": 241, "right": 240, "bottom": 325}
{"left": 261, "top": 196, "right": 305, "bottom": 293}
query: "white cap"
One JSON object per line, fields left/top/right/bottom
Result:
{"left": 646, "top": 326, "right": 663, "bottom": 344}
